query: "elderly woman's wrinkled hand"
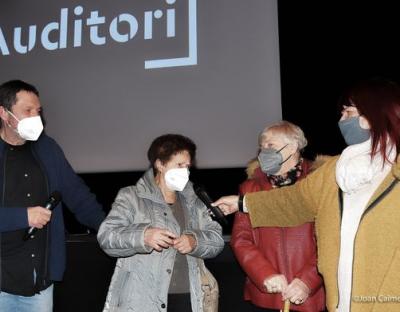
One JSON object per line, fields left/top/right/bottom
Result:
{"left": 212, "top": 195, "right": 239, "bottom": 215}
{"left": 263, "top": 274, "right": 288, "bottom": 294}
{"left": 144, "top": 227, "right": 177, "bottom": 252}
{"left": 282, "top": 278, "right": 310, "bottom": 305}
{"left": 173, "top": 234, "right": 197, "bottom": 254}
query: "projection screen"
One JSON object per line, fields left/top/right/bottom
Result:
{"left": 0, "top": 0, "right": 281, "bottom": 172}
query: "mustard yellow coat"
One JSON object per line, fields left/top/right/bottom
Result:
{"left": 246, "top": 155, "right": 400, "bottom": 312}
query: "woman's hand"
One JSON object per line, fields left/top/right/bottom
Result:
{"left": 173, "top": 234, "right": 197, "bottom": 254}
{"left": 263, "top": 274, "right": 288, "bottom": 293}
{"left": 282, "top": 278, "right": 310, "bottom": 305}
{"left": 212, "top": 195, "right": 239, "bottom": 215}
{"left": 144, "top": 227, "right": 177, "bottom": 251}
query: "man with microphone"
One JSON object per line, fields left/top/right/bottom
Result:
{"left": 0, "top": 80, "right": 105, "bottom": 311}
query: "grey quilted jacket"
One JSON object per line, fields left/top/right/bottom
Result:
{"left": 97, "top": 169, "right": 224, "bottom": 311}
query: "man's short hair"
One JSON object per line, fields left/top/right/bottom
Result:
{"left": 0, "top": 80, "right": 39, "bottom": 111}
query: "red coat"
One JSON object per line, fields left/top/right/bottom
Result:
{"left": 231, "top": 160, "right": 326, "bottom": 311}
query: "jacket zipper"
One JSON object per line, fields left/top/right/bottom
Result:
{"left": 340, "top": 178, "right": 399, "bottom": 311}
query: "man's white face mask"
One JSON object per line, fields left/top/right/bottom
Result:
{"left": 7, "top": 110, "right": 43, "bottom": 141}
{"left": 165, "top": 167, "right": 190, "bottom": 192}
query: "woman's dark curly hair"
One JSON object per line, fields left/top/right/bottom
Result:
{"left": 147, "top": 134, "right": 196, "bottom": 175}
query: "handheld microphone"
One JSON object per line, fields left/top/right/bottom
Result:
{"left": 194, "top": 185, "right": 228, "bottom": 226}
{"left": 24, "top": 191, "right": 62, "bottom": 240}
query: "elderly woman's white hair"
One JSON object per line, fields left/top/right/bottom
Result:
{"left": 259, "top": 120, "right": 308, "bottom": 151}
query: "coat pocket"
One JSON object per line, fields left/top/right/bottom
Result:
{"left": 373, "top": 248, "right": 400, "bottom": 311}
{"left": 108, "top": 270, "right": 132, "bottom": 309}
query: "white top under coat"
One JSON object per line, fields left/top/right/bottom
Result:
{"left": 336, "top": 139, "right": 395, "bottom": 312}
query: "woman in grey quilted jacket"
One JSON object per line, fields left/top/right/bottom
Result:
{"left": 98, "top": 134, "right": 224, "bottom": 312}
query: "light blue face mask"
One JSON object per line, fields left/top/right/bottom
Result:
{"left": 338, "top": 116, "right": 370, "bottom": 145}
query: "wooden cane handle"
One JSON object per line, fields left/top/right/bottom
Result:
{"left": 283, "top": 299, "right": 290, "bottom": 312}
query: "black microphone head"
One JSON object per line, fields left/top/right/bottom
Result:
{"left": 193, "top": 184, "right": 228, "bottom": 226}
{"left": 49, "top": 191, "right": 62, "bottom": 204}
{"left": 193, "top": 184, "right": 212, "bottom": 203}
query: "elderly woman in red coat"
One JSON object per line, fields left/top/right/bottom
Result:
{"left": 231, "top": 121, "right": 326, "bottom": 312}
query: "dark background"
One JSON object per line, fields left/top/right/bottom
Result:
{"left": 56, "top": 2, "right": 400, "bottom": 311}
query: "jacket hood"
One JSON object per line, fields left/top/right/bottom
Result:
{"left": 135, "top": 168, "right": 198, "bottom": 205}
{"left": 245, "top": 155, "right": 333, "bottom": 179}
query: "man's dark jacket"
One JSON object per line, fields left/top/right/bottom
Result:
{"left": 0, "top": 134, "right": 105, "bottom": 282}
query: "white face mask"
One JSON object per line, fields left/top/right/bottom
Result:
{"left": 7, "top": 110, "right": 43, "bottom": 141}
{"left": 165, "top": 167, "right": 190, "bottom": 192}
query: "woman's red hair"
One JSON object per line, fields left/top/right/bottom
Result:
{"left": 339, "top": 77, "right": 400, "bottom": 163}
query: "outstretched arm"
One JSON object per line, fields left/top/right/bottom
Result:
{"left": 213, "top": 157, "right": 337, "bottom": 228}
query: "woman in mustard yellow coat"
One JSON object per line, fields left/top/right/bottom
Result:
{"left": 214, "top": 78, "right": 400, "bottom": 312}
